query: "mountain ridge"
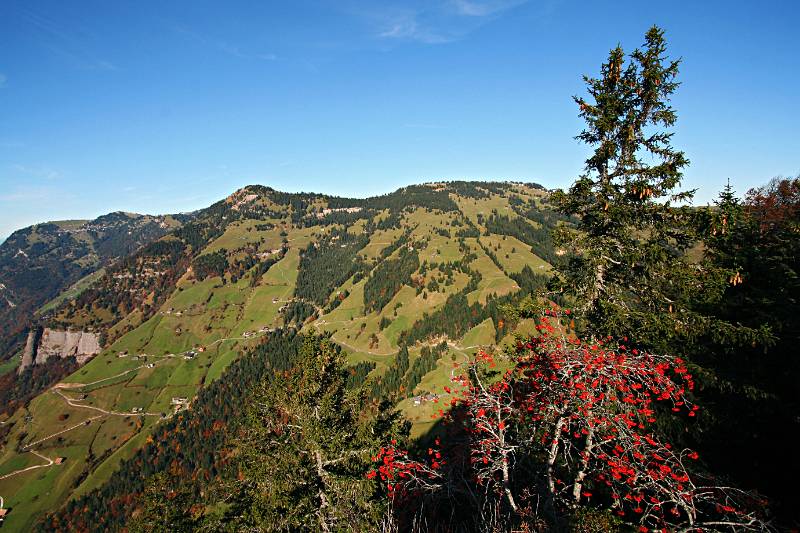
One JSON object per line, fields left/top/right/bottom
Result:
{"left": 0, "top": 211, "right": 189, "bottom": 364}
{"left": 0, "top": 179, "right": 566, "bottom": 531}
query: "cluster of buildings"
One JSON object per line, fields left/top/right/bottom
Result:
{"left": 242, "top": 326, "right": 272, "bottom": 339}
{"left": 112, "top": 265, "right": 165, "bottom": 281}
{"left": 412, "top": 393, "right": 440, "bottom": 406}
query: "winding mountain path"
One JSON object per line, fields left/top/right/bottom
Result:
{"left": 52, "top": 389, "right": 163, "bottom": 418}
{"left": 22, "top": 414, "right": 106, "bottom": 449}
{"left": 3, "top": 328, "right": 277, "bottom": 480}
{"left": 0, "top": 451, "right": 55, "bottom": 481}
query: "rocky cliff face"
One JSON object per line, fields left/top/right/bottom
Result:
{"left": 18, "top": 327, "right": 100, "bottom": 373}
{"left": 37, "top": 328, "right": 101, "bottom": 365}
{"left": 18, "top": 329, "right": 37, "bottom": 373}
{"left": 0, "top": 211, "right": 186, "bottom": 361}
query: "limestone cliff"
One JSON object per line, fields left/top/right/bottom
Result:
{"left": 36, "top": 328, "right": 101, "bottom": 365}
{"left": 18, "top": 327, "right": 101, "bottom": 372}
{"left": 17, "top": 329, "right": 37, "bottom": 374}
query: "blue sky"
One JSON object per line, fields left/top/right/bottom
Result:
{"left": 1, "top": 0, "right": 798, "bottom": 238}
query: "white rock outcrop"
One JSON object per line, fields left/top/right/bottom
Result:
{"left": 36, "top": 328, "right": 101, "bottom": 365}
{"left": 17, "top": 330, "right": 37, "bottom": 374}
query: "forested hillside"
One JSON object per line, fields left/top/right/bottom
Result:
{"left": 0, "top": 179, "right": 570, "bottom": 531}
{"left": 0, "top": 212, "right": 184, "bottom": 365}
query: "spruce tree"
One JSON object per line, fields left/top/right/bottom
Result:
{"left": 694, "top": 179, "right": 800, "bottom": 519}
{"left": 220, "top": 335, "right": 403, "bottom": 532}
{"left": 551, "top": 26, "right": 768, "bottom": 352}
{"left": 126, "top": 474, "right": 198, "bottom": 533}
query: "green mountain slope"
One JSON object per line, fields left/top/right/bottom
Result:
{"left": 0, "top": 212, "right": 185, "bottom": 364}
{"left": 0, "top": 181, "right": 570, "bottom": 531}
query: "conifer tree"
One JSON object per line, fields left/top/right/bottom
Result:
{"left": 126, "top": 474, "right": 198, "bottom": 533}
{"left": 551, "top": 26, "right": 768, "bottom": 352}
{"left": 219, "top": 335, "right": 403, "bottom": 532}
{"left": 694, "top": 179, "right": 800, "bottom": 518}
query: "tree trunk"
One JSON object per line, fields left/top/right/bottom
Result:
{"left": 501, "top": 450, "right": 518, "bottom": 512}
{"left": 547, "top": 417, "right": 566, "bottom": 495}
{"left": 315, "top": 449, "right": 332, "bottom": 533}
{"left": 572, "top": 424, "right": 595, "bottom": 503}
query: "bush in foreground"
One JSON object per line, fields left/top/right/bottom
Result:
{"left": 372, "top": 310, "right": 772, "bottom": 532}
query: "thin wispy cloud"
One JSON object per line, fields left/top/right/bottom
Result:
{"left": 0, "top": 141, "right": 25, "bottom": 149}
{"left": 0, "top": 185, "right": 73, "bottom": 203}
{"left": 217, "top": 42, "right": 278, "bottom": 61}
{"left": 363, "top": 0, "right": 529, "bottom": 45}
{"left": 0, "top": 189, "right": 48, "bottom": 203}
{"left": 11, "top": 164, "right": 61, "bottom": 181}
{"left": 43, "top": 44, "right": 118, "bottom": 71}
{"left": 0, "top": 73, "right": 7, "bottom": 88}
{"left": 14, "top": 6, "right": 119, "bottom": 71}
{"left": 378, "top": 14, "right": 452, "bottom": 44}
{"left": 451, "top": 0, "right": 528, "bottom": 17}
{"left": 174, "top": 26, "right": 278, "bottom": 61}
{"left": 403, "top": 123, "right": 446, "bottom": 129}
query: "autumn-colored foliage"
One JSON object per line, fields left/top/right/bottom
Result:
{"left": 371, "top": 309, "right": 771, "bottom": 531}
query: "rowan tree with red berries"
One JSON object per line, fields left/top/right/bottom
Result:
{"left": 371, "top": 310, "right": 772, "bottom": 531}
